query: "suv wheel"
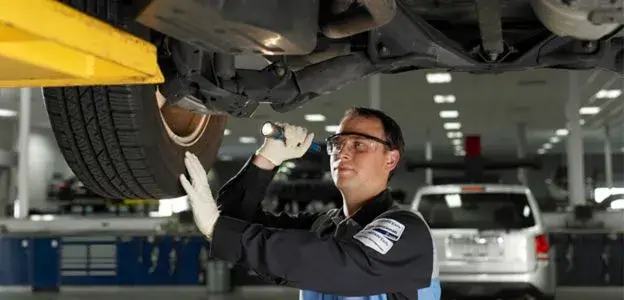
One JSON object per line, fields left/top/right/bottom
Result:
{"left": 44, "top": 0, "right": 227, "bottom": 199}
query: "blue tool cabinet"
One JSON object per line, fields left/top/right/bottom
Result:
{"left": 0, "top": 231, "right": 621, "bottom": 290}
{"left": 0, "top": 234, "right": 217, "bottom": 290}
{"left": 31, "top": 237, "right": 61, "bottom": 291}
{"left": 0, "top": 237, "right": 30, "bottom": 286}
{"left": 549, "top": 231, "right": 624, "bottom": 287}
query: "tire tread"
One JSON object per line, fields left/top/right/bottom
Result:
{"left": 44, "top": 0, "right": 167, "bottom": 199}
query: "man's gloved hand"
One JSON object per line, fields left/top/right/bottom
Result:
{"left": 256, "top": 122, "right": 315, "bottom": 166}
{"left": 179, "top": 151, "right": 220, "bottom": 239}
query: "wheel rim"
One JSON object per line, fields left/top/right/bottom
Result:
{"left": 156, "top": 89, "right": 210, "bottom": 147}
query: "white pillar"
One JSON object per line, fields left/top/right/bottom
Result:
{"left": 565, "top": 71, "right": 585, "bottom": 206}
{"left": 368, "top": 74, "right": 381, "bottom": 110}
{"left": 604, "top": 125, "right": 613, "bottom": 189}
{"left": 516, "top": 122, "right": 528, "bottom": 185}
{"left": 425, "top": 128, "right": 432, "bottom": 185}
{"left": 16, "top": 88, "right": 31, "bottom": 218}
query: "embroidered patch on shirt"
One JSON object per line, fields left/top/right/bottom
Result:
{"left": 364, "top": 218, "right": 406, "bottom": 241}
{"left": 354, "top": 228, "right": 394, "bottom": 254}
{"left": 353, "top": 218, "right": 406, "bottom": 254}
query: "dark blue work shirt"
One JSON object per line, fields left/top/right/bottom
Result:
{"left": 210, "top": 156, "right": 440, "bottom": 300}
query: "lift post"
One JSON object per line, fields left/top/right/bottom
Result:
{"left": 0, "top": 0, "right": 164, "bottom": 88}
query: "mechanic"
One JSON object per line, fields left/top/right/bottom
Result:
{"left": 180, "top": 107, "right": 440, "bottom": 300}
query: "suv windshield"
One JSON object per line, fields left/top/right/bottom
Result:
{"left": 416, "top": 192, "right": 536, "bottom": 229}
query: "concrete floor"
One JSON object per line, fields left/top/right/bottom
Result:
{"left": 0, "top": 286, "right": 622, "bottom": 300}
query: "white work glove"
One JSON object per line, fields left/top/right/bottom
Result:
{"left": 179, "top": 151, "right": 220, "bottom": 239}
{"left": 256, "top": 122, "right": 315, "bottom": 166}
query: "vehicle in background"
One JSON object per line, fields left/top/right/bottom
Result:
{"left": 411, "top": 184, "right": 556, "bottom": 300}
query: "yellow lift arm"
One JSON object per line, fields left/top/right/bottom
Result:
{"left": 0, "top": 0, "right": 164, "bottom": 88}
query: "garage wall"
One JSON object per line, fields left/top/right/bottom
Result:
{"left": 0, "top": 88, "right": 72, "bottom": 214}
{"left": 26, "top": 127, "right": 72, "bottom": 212}
{"left": 0, "top": 124, "right": 70, "bottom": 213}
{"left": 0, "top": 118, "right": 17, "bottom": 151}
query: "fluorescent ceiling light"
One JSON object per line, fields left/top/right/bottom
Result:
{"left": 444, "top": 122, "right": 461, "bottom": 130}
{"left": 439, "top": 110, "right": 458, "bottom": 118}
{"left": 543, "top": 143, "right": 552, "bottom": 150}
{"left": 447, "top": 131, "right": 463, "bottom": 139}
{"left": 223, "top": 129, "right": 231, "bottom": 136}
{"left": 305, "top": 114, "right": 326, "bottom": 122}
{"left": 580, "top": 106, "right": 600, "bottom": 115}
{"left": 239, "top": 136, "right": 257, "bottom": 144}
{"left": 0, "top": 109, "right": 17, "bottom": 117}
{"left": 426, "top": 72, "right": 452, "bottom": 84}
{"left": 434, "top": 94, "right": 456, "bottom": 103}
{"left": 325, "top": 125, "right": 339, "bottom": 132}
{"left": 580, "top": 119, "right": 586, "bottom": 125}
{"left": 556, "top": 128, "right": 568, "bottom": 136}
{"left": 595, "top": 89, "right": 622, "bottom": 99}
{"left": 538, "top": 148, "right": 546, "bottom": 155}
{"left": 550, "top": 136, "right": 560, "bottom": 143}
{"left": 454, "top": 144, "right": 464, "bottom": 151}
{"left": 452, "top": 139, "right": 462, "bottom": 146}
{"left": 455, "top": 150, "right": 466, "bottom": 156}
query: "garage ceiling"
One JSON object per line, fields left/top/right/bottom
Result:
{"left": 0, "top": 66, "right": 621, "bottom": 161}
{"left": 217, "top": 67, "right": 624, "bottom": 160}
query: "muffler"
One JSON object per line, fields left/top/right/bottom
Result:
{"left": 322, "top": 0, "right": 398, "bottom": 39}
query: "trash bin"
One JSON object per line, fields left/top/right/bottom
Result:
{"left": 205, "top": 259, "right": 231, "bottom": 293}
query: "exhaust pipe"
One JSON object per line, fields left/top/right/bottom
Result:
{"left": 322, "top": 0, "right": 397, "bottom": 39}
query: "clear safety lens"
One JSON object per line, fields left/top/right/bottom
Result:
{"left": 326, "top": 134, "right": 385, "bottom": 155}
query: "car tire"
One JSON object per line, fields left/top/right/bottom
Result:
{"left": 43, "top": 0, "right": 227, "bottom": 199}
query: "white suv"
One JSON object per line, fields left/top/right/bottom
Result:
{"left": 411, "top": 184, "right": 556, "bottom": 300}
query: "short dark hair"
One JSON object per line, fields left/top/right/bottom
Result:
{"left": 343, "top": 107, "right": 405, "bottom": 176}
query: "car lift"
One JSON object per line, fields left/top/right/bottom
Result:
{"left": 0, "top": 0, "right": 163, "bottom": 88}
{"left": 407, "top": 135, "right": 542, "bottom": 184}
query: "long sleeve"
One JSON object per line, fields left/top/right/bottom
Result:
{"left": 210, "top": 210, "right": 435, "bottom": 296}
{"left": 215, "top": 155, "right": 319, "bottom": 229}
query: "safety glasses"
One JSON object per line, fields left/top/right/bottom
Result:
{"left": 325, "top": 131, "right": 392, "bottom": 155}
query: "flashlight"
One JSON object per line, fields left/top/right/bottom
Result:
{"left": 261, "top": 121, "right": 321, "bottom": 153}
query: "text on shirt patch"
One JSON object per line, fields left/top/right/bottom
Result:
{"left": 353, "top": 218, "right": 406, "bottom": 254}
{"left": 367, "top": 218, "right": 406, "bottom": 241}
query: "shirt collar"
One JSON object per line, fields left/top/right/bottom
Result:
{"left": 331, "top": 189, "right": 395, "bottom": 226}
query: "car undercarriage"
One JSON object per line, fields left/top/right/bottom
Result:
{"left": 137, "top": 0, "right": 624, "bottom": 118}
{"left": 38, "top": 0, "right": 624, "bottom": 200}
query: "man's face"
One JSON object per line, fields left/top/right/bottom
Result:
{"left": 328, "top": 115, "right": 400, "bottom": 190}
